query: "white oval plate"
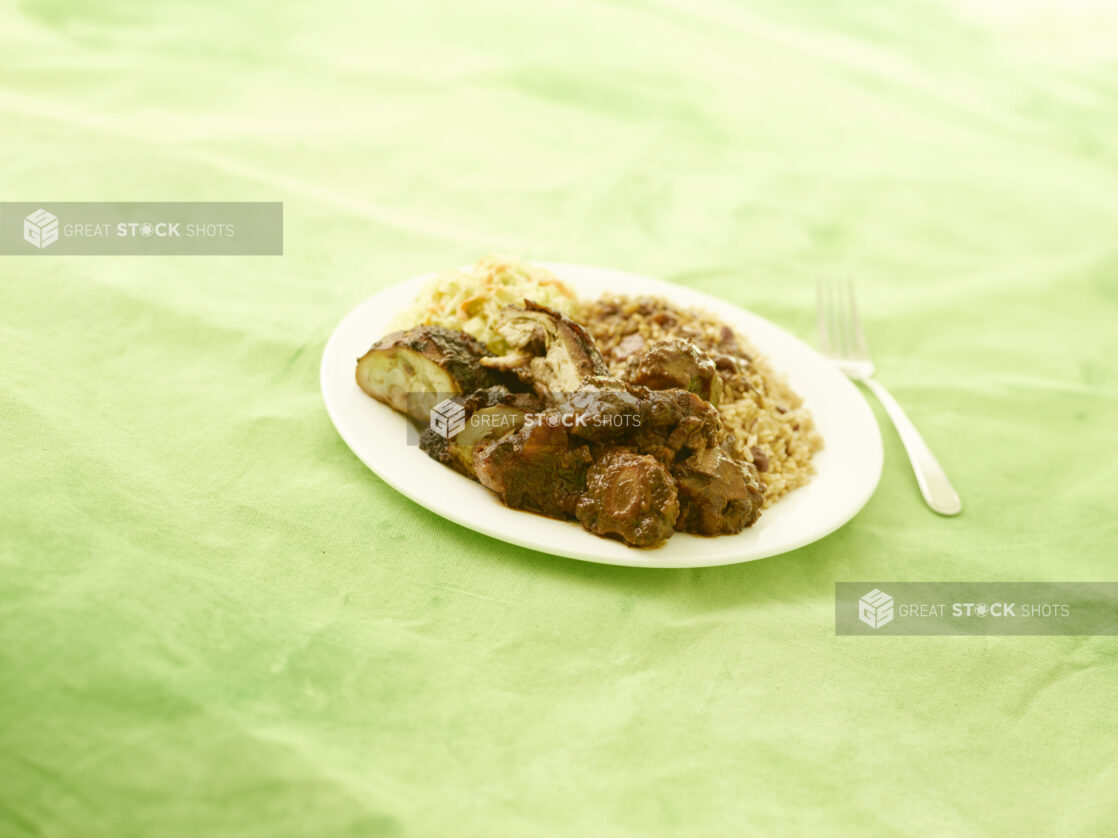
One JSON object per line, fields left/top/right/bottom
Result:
{"left": 321, "top": 263, "right": 882, "bottom": 568}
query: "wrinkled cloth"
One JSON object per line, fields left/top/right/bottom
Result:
{"left": 1, "top": 1, "right": 1116, "bottom": 836}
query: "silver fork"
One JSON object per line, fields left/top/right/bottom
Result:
{"left": 817, "top": 280, "right": 962, "bottom": 516}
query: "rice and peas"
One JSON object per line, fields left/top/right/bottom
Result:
{"left": 397, "top": 255, "right": 822, "bottom": 507}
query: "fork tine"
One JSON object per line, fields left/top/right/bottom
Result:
{"left": 847, "top": 280, "right": 870, "bottom": 360}
{"left": 815, "top": 279, "right": 831, "bottom": 354}
{"left": 817, "top": 279, "right": 870, "bottom": 361}
{"left": 838, "top": 279, "right": 853, "bottom": 358}
{"left": 829, "top": 280, "right": 846, "bottom": 357}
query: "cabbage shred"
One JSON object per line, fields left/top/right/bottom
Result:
{"left": 392, "top": 255, "right": 578, "bottom": 354}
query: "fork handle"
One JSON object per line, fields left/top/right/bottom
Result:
{"left": 861, "top": 377, "right": 962, "bottom": 516}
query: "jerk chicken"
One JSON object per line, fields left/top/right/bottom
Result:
{"left": 481, "top": 299, "right": 608, "bottom": 393}
{"left": 357, "top": 301, "right": 764, "bottom": 548}
{"left": 576, "top": 450, "right": 679, "bottom": 548}
{"left": 474, "top": 419, "right": 593, "bottom": 519}
{"left": 627, "top": 338, "right": 722, "bottom": 405}
{"left": 357, "top": 326, "right": 501, "bottom": 423}
{"left": 419, "top": 386, "right": 543, "bottom": 479}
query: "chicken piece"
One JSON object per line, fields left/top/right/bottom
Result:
{"left": 552, "top": 376, "right": 645, "bottom": 444}
{"left": 610, "top": 332, "right": 646, "bottom": 364}
{"left": 626, "top": 338, "right": 722, "bottom": 405}
{"left": 473, "top": 417, "right": 592, "bottom": 519}
{"left": 482, "top": 301, "right": 608, "bottom": 398}
{"left": 356, "top": 326, "right": 499, "bottom": 423}
{"left": 576, "top": 450, "right": 679, "bottom": 548}
{"left": 628, "top": 388, "right": 727, "bottom": 466}
{"left": 419, "top": 387, "right": 544, "bottom": 479}
{"left": 672, "top": 448, "right": 765, "bottom": 535}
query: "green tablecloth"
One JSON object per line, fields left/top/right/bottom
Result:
{"left": 2, "top": 1, "right": 1116, "bottom": 835}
